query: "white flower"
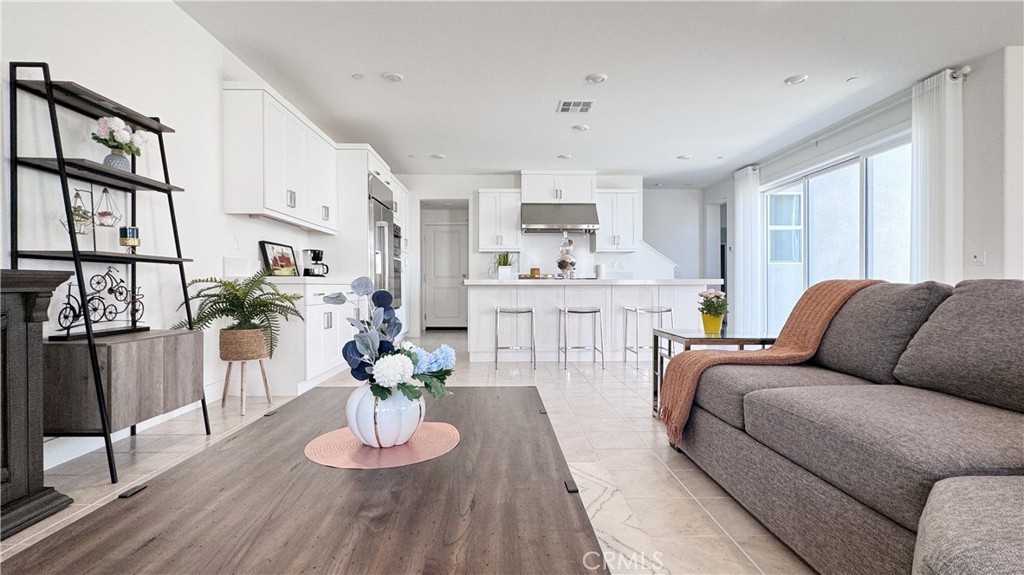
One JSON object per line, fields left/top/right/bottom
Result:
{"left": 373, "top": 354, "right": 413, "bottom": 389}
{"left": 113, "top": 129, "right": 131, "bottom": 144}
{"left": 699, "top": 289, "right": 716, "bottom": 298}
{"left": 715, "top": 291, "right": 726, "bottom": 298}
{"left": 130, "top": 131, "right": 148, "bottom": 147}
{"left": 400, "top": 340, "right": 414, "bottom": 351}
{"left": 107, "top": 117, "right": 126, "bottom": 131}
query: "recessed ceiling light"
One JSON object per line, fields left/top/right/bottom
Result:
{"left": 381, "top": 71, "right": 405, "bottom": 82}
{"left": 716, "top": 156, "right": 724, "bottom": 160}
{"left": 351, "top": 73, "right": 365, "bottom": 80}
{"left": 430, "top": 153, "right": 446, "bottom": 159}
{"left": 572, "top": 124, "right": 589, "bottom": 132}
{"left": 585, "top": 73, "right": 608, "bottom": 84}
{"left": 846, "top": 76, "right": 860, "bottom": 83}
{"left": 677, "top": 155, "right": 691, "bottom": 160}
{"left": 653, "top": 182, "right": 663, "bottom": 187}
{"left": 407, "top": 154, "right": 416, "bottom": 158}
{"left": 557, "top": 154, "right": 572, "bottom": 159}
{"left": 784, "top": 74, "right": 809, "bottom": 85}
{"left": 682, "top": 183, "right": 694, "bottom": 186}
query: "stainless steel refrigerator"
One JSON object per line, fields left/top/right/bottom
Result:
{"left": 368, "top": 175, "right": 402, "bottom": 308}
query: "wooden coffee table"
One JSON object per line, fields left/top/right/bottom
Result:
{"left": 3, "top": 387, "right": 609, "bottom": 574}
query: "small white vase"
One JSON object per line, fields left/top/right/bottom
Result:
{"left": 345, "top": 384, "right": 425, "bottom": 448}
{"left": 497, "top": 266, "right": 514, "bottom": 280}
{"left": 103, "top": 149, "right": 132, "bottom": 171}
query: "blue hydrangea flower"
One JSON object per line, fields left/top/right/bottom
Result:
{"left": 432, "top": 344, "right": 457, "bottom": 370}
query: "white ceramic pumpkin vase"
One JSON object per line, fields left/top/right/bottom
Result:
{"left": 345, "top": 384, "right": 425, "bottom": 448}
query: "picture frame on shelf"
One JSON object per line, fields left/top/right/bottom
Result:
{"left": 258, "top": 241, "right": 299, "bottom": 276}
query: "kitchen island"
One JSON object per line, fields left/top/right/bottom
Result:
{"left": 464, "top": 279, "right": 723, "bottom": 363}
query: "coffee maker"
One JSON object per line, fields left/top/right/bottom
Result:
{"left": 302, "top": 249, "right": 329, "bottom": 277}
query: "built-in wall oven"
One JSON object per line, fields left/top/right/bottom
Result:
{"left": 369, "top": 175, "right": 401, "bottom": 308}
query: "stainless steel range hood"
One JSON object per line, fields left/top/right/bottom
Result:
{"left": 520, "top": 203, "right": 600, "bottom": 233}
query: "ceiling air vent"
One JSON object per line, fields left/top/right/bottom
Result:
{"left": 557, "top": 100, "right": 594, "bottom": 113}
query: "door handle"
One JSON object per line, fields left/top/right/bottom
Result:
{"left": 324, "top": 312, "right": 332, "bottom": 329}
{"left": 286, "top": 190, "right": 297, "bottom": 208}
{"left": 322, "top": 205, "right": 329, "bottom": 221}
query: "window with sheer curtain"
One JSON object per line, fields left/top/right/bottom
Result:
{"left": 764, "top": 140, "right": 912, "bottom": 333}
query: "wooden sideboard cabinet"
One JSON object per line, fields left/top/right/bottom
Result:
{"left": 1, "top": 269, "right": 74, "bottom": 540}
{"left": 43, "top": 330, "right": 204, "bottom": 433}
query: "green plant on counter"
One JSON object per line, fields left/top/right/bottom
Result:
{"left": 495, "top": 252, "right": 516, "bottom": 267}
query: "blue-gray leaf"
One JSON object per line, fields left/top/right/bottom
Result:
{"left": 387, "top": 319, "right": 403, "bottom": 339}
{"left": 371, "top": 307, "right": 384, "bottom": 328}
{"left": 347, "top": 317, "right": 366, "bottom": 332}
{"left": 351, "top": 276, "right": 374, "bottom": 296}
{"left": 322, "top": 292, "right": 347, "bottom": 305}
{"left": 354, "top": 333, "right": 374, "bottom": 357}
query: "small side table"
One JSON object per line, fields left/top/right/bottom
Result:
{"left": 651, "top": 329, "right": 777, "bottom": 416}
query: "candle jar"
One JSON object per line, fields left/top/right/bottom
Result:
{"left": 119, "top": 226, "right": 141, "bottom": 253}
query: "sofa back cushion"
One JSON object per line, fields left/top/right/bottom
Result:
{"left": 893, "top": 279, "right": 1024, "bottom": 412}
{"left": 813, "top": 281, "right": 952, "bottom": 384}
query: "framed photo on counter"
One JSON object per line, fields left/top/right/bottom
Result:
{"left": 259, "top": 241, "right": 299, "bottom": 276}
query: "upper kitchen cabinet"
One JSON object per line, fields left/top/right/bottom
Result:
{"left": 521, "top": 171, "right": 597, "bottom": 204}
{"left": 594, "top": 189, "right": 641, "bottom": 252}
{"left": 222, "top": 85, "right": 337, "bottom": 234}
{"left": 478, "top": 189, "right": 522, "bottom": 252}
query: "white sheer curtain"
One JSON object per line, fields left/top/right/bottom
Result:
{"left": 911, "top": 69, "right": 964, "bottom": 284}
{"left": 730, "top": 165, "right": 764, "bottom": 333}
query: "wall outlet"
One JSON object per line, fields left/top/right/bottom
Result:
{"left": 969, "top": 252, "right": 987, "bottom": 266}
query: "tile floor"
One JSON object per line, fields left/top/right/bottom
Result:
{"left": 1, "top": 329, "right": 814, "bottom": 574}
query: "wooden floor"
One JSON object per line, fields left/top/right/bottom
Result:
{"left": 3, "top": 387, "right": 608, "bottom": 574}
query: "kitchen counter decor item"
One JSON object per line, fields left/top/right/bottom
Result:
{"left": 495, "top": 251, "right": 516, "bottom": 280}
{"left": 338, "top": 277, "right": 455, "bottom": 448}
{"left": 91, "top": 116, "right": 149, "bottom": 171}
{"left": 698, "top": 289, "right": 728, "bottom": 335}
{"left": 556, "top": 232, "right": 577, "bottom": 279}
{"left": 259, "top": 241, "right": 299, "bottom": 276}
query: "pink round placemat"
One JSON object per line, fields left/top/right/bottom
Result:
{"left": 304, "top": 422, "right": 460, "bottom": 469}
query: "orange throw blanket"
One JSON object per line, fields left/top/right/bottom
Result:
{"left": 659, "top": 279, "right": 882, "bottom": 444}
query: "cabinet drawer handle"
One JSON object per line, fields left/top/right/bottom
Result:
{"left": 322, "top": 205, "right": 330, "bottom": 221}
{"left": 313, "top": 292, "right": 326, "bottom": 297}
{"left": 286, "top": 189, "right": 297, "bottom": 208}
{"left": 324, "top": 312, "right": 332, "bottom": 329}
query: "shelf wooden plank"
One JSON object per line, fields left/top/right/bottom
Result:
{"left": 16, "top": 80, "right": 174, "bottom": 133}
{"left": 17, "top": 250, "right": 192, "bottom": 265}
{"left": 17, "top": 158, "right": 183, "bottom": 193}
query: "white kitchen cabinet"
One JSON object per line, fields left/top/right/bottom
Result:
{"left": 594, "top": 190, "right": 641, "bottom": 252}
{"left": 305, "top": 131, "right": 337, "bottom": 230}
{"left": 223, "top": 86, "right": 337, "bottom": 234}
{"left": 265, "top": 281, "right": 354, "bottom": 396}
{"left": 478, "top": 189, "right": 522, "bottom": 252}
{"left": 521, "top": 171, "right": 596, "bottom": 203}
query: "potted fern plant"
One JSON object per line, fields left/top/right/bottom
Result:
{"left": 172, "top": 270, "right": 303, "bottom": 361}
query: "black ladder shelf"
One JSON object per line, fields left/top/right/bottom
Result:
{"left": 8, "top": 62, "right": 210, "bottom": 484}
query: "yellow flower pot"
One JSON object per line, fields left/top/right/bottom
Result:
{"left": 701, "top": 313, "right": 724, "bottom": 335}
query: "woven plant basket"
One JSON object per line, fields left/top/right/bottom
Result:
{"left": 219, "top": 328, "right": 269, "bottom": 361}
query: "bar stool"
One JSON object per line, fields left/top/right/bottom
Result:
{"left": 623, "top": 306, "right": 674, "bottom": 369}
{"left": 557, "top": 307, "right": 606, "bottom": 370}
{"left": 495, "top": 307, "right": 537, "bottom": 370}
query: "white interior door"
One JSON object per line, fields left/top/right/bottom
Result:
{"left": 423, "top": 223, "right": 469, "bottom": 328}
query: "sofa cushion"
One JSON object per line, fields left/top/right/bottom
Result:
{"left": 812, "top": 281, "right": 952, "bottom": 384}
{"left": 913, "top": 476, "right": 1024, "bottom": 575}
{"left": 893, "top": 279, "right": 1024, "bottom": 412}
{"left": 695, "top": 364, "right": 868, "bottom": 429}
{"left": 743, "top": 385, "right": 1024, "bottom": 532}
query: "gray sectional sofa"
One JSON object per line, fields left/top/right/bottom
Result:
{"left": 676, "top": 279, "right": 1024, "bottom": 575}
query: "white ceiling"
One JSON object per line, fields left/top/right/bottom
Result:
{"left": 177, "top": 1, "right": 1023, "bottom": 188}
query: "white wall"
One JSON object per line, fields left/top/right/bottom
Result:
{"left": 2, "top": 2, "right": 318, "bottom": 467}
{"left": 1004, "top": 47, "right": 1024, "bottom": 278}
{"left": 643, "top": 188, "right": 703, "bottom": 278}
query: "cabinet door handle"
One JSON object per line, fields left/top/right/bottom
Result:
{"left": 324, "top": 312, "right": 332, "bottom": 329}
{"left": 498, "top": 234, "right": 503, "bottom": 245}
{"left": 313, "top": 292, "right": 326, "bottom": 297}
{"left": 286, "top": 189, "right": 297, "bottom": 208}
{"left": 322, "top": 205, "right": 330, "bottom": 221}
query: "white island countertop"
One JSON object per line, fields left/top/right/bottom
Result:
{"left": 464, "top": 278, "right": 723, "bottom": 286}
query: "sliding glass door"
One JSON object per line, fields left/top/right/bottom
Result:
{"left": 764, "top": 141, "right": 911, "bottom": 333}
